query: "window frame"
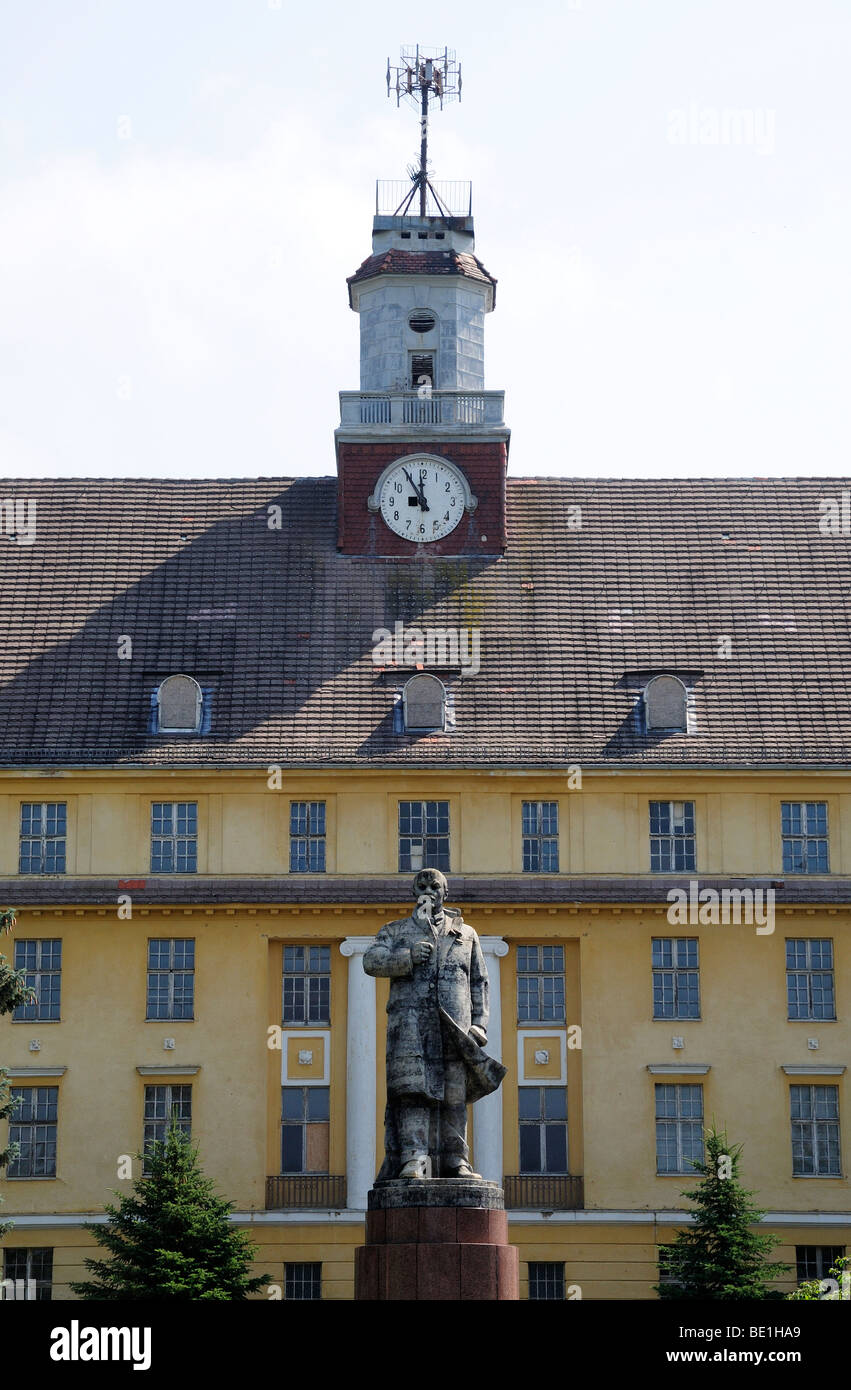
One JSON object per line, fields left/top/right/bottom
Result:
{"left": 655, "top": 1083, "right": 704, "bottom": 1175}
{"left": 142, "top": 1083, "right": 192, "bottom": 1175}
{"left": 521, "top": 800, "right": 560, "bottom": 874}
{"left": 397, "top": 799, "right": 450, "bottom": 873}
{"left": 652, "top": 937, "right": 700, "bottom": 1021}
{"left": 19, "top": 802, "right": 66, "bottom": 875}
{"left": 146, "top": 938, "right": 195, "bottom": 1021}
{"left": 516, "top": 945, "right": 566, "bottom": 1024}
{"left": 282, "top": 946, "right": 331, "bottom": 1027}
{"left": 6, "top": 1086, "right": 58, "bottom": 1179}
{"left": 785, "top": 938, "right": 835, "bottom": 1021}
{"left": 289, "top": 802, "right": 327, "bottom": 874}
{"left": 528, "top": 1262, "right": 565, "bottom": 1301}
{"left": 518, "top": 1085, "right": 569, "bottom": 1175}
{"left": 150, "top": 801, "right": 198, "bottom": 874}
{"left": 2, "top": 1247, "right": 53, "bottom": 1301}
{"left": 649, "top": 800, "right": 696, "bottom": 873}
{"left": 284, "top": 1262, "right": 321, "bottom": 1301}
{"left": 280, "top": 1085, "right": 331, "bottom": 1175}
{"left": 795, "top": 1245, "right": 845, "bottom": 1282}
{"left": 790, "top": 1084, "right": 841, "bottom": 1177}
{"left": 12, "top": 939, "right": 62, "bottom": 1022}
{"left": 781, "top": 801, "right": 829, "bottom": 875}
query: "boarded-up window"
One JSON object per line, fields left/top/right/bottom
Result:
{"left": 645, "top": 675, "right": 687, "bottom": 731}
{"left": 157, "top": 674, "right": 202, "bottom": 732}
{"left": 403, "top": 674, "right": 446, "bottom": 733}
{"left": 410, "top": 353, "right": 434, "bottom": 389}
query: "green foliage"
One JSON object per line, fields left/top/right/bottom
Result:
{"left": 788, "top": 1254, "right": 849, "bottom": 1301}
{"left": 69, "top": 1123, "right": 271, "bottom": 1300}
{"left": 1, "top": 907, "right": 35, "bottom": 1237}
{"left": 656, "top": 1127, "right": 789, "bottom": 1300}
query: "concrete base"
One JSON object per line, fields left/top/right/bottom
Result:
{"left": 355, "top": 1180, "right": 519, "bottom": 1301}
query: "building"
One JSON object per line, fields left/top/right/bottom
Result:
{"left": 1, "top": 161, "right": 850, "bottom": 1302}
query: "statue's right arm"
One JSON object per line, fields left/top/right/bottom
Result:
{"left": 363, "top": 924, "right": 414, "bottom": 979}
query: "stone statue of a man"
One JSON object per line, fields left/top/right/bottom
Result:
{"left": 363, "top": 868, "right": 506, "bottom": 1181}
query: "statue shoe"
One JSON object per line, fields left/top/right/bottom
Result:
{"left": 398, "top": 1157, "right": 428, "bottom": 1179}
{"left": 444, "top": 1160, "right": 481, "bottom": 1179}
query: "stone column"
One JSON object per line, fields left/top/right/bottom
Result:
{"left": 474, "top": 937, "right": 509, "bottom": 1185}
{"left": 340, "top": 937, "right": 376, "bottom": 1211}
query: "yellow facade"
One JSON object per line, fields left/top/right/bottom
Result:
{"left": 2, "top": 767, "right": 850, "bottom": 1298}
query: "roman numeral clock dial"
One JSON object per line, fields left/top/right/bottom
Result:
{"left": 375, "top": 455, "right": 473, "bottom": 542}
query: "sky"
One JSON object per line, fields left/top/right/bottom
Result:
{"left": 1, "top": 0, "right": 849, "bottom": 479}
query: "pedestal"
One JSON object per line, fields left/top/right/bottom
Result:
{"left": 354, "top": 1180, "right": 519, "bottom": 1301}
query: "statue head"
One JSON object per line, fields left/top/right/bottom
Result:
{"left": 412, "top": 867, "right": 448, "bottom": 909}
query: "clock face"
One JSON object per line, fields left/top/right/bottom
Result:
{"left": 378, "top": 457, "right": 467, "bottom": 541}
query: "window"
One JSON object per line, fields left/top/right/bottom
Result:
{"left": 12, "top": 940, "right": 61, "bottom": 1021}
{"left": 655, "top": 1084, "right": 703, "bottom": 1174}
{"left": 7, "top": 1087, "right": 58, "bottom": 1178}
{"left": 516, "top": 945, "right": 565, "bottom": 1023}
{"left": 795, "top": 1246, "right": 845, "bottom": 1282}
{"left": 146, "top": 939, "right": 195, "bottom": 1020}
{"left": 652, "top": 938, "right": 699, "bottom": 1020}
{"left": 657, "top": 1245, "right": 685, "bottom": 1293}
{"left": 151, "top": 802, "right": 197, "bottom": 873}
{"left": 410, "top": 352, "right": 434, "bottom": 389}
{"left": 282, "top": 946, "right": 330, "bottom": 1026}
{"left": 786, "top": 939, "right": 835, "bottom": 1020}
{"left": 791, "top": 1085, "right": 841, "bottom": 1176}
{"left": 403, "top": 674, "right": 446, "bottom": 734}
{"left": 285, "top": 1263, "right": 321, "bottom": 1300}
{"left": 19, "top": 803, "right": 66, "bottom": 874}
{"left": 290, "top": 802, "right": 326, "bottom": 873}
{"left": 281, "top": 1087, "right": 330, "bottom": 1174}
{"left": 156, "top": 674, "right": 202, "bottom": 733}
{"left": 398, "top": 801, "right": 449, "bottom": 872}
{"left": 645, "top": 675, "right": 688, "bottom": 731}
{"left": 528, "top": 1262, "right": 565, "bottom": 1301}
{"left": 522, "top": 802, "right": 559, "bottom": 873}
{"left": 2, "top": 1248, "right": 53, "bottom": 1300}
{"left": 519, "top": 1087, "right": 568, "bottom": 1173}
{"left": 649, "top": 801, "right": 696, "bottom": 872}
{"left": 143, "top": 1084, "right": 191, "bottom": 1174}
{"left": 782, "top": 802, "right": 829, "bottom": 874}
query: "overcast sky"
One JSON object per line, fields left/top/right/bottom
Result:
{"left": 1, "top": 0, "right": 849, "bottom": 479}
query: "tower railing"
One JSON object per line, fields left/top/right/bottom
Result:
{"left": 339, "top": 389, "right": 505, "bottom": 429}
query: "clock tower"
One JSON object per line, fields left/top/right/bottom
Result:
{"left": 335, "top": 47, "right": 509, "bottom": 558}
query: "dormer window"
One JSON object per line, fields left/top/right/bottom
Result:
{"left": 157, "top": 674, "right": 203, "bottom": 734}
{"left": 403, "top": 673, "right": 446, "bottom": 733}
{"left": 644, "top": 675, "right": 688, "bottom": 732}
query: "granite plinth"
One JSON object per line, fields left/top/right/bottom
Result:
{"left": 356, "top": 1181, "right": 519, "bottom": 1301}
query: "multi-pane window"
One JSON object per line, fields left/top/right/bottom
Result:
{"left": 285, "top": 1263, "right": 321, "bottom": 1300}
{"left": 528, "top": 1262, "right": 565, "bottom": 1301}
{"left": 649, "top": 801, "right": 696, "bottom": 872}
{"left": 398, "top": 800, "right": 450, "bottom": 873}
{"left": 19, "top": 803, "right": 66, "bottom": 874}
{"left": 281, "top": 1087, "right": 330, "bottom": 1174}
{"left": 282, "top": 947, "right": 330, "bottom": 1026}
{"left": 6, "top": 1087, "right": 58, "bottom": 1178}
{"left": 146, "top": 939, "right": 195, "bottom": 1020}
{"left": 652, "top": 938, "right": 700, "bottom": 1020}
{"left": 143, "top": 1084, "right": 191, "bottom": 1174}
{"left": 2, "top": 1248, "right": 53, "bottom": 1300}
{"left": 150, "top": 802, "right": 197, "bottom": 873}
{"left": 786, "top": 939, "right": 835, "bottom": 1020}
{"left": 519, "top": 1087, "right": 568, "bottom": 1173}
{"left": 795, "top": 1246, "right": 845, "bottom": 1282}
{"left": 12, "top": 940, "right": 62, "bottom": 1021}
{"left": 516, "top": 946, "right": 565, "bottom": 1023}
{"left": 522, "top": 801, "right": 559, "bottom": 873}
{"left": 782, "top": 802, "right": 829, "bottom": 874}
{"left": 290, "top": 802, "right": 326, "bottom": 873}
{"left": 655, "top": 1084, "right": 703, "bottom": 1174}
{"left": 791, "top": 1085, "right": 841, "bottom": 1176}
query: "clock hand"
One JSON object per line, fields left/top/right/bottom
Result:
{"left": 403, "top": 468, "right": 430, "bottom": 512}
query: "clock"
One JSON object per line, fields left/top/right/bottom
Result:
{"left": 369, "top": 454, "right": 476, "bottom": 542}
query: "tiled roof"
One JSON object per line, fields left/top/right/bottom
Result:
{"left": 0, "top": 477, "right": 849, "bottom": 768}
{"left": 347, "top": 248, "right": 496, "bottom": 303}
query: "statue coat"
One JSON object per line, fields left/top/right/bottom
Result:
{"left": 363, "top": 906, "right": 489, "bottom": 1103}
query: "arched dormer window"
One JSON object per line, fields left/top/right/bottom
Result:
{"left": 403, "top": 673, "right": 446, "bottom": 734}
{"left": 157, "top": 674, "right": 203, "bottom": 734}
{"left": 644, "top": 675, "right": 688, "bottom": 732}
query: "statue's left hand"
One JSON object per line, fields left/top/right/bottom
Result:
{"left": 468, "top": 1025, "right": 487, "bottom": 1047}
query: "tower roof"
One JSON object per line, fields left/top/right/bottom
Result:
{"left": 347, "top": 248, "right": 496, "bottom": 308}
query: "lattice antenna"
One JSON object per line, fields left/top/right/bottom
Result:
{"left": 386, "top": 46, "right": 462, "bottom": 218}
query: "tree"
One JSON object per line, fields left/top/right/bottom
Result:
{"left": 788, "top": 1254, "right": 849, "bottom": 1301}
{"left": 70, "top": 1123, "right": 271, "bottom": 1300}
{"left": 1, "top": 907, "right": 35, "bottom": 1238}
{"left": 656, "top": 1127, "right": 789, "bottom": 1299}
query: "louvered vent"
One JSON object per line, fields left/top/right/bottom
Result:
{"left": 408, "top": 311, "right": 437, "bottom": 334}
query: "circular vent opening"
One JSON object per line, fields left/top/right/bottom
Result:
{"left": 408, "top": 311, "right": 436, "bottom": 334}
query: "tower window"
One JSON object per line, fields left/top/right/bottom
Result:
{"left": 157, "top": 674, "right": 202, "bottom": 733}
{"left": 408, "top": 311, "right": 437, "bottom": 334}
{"left": 410, "top": 353, "right": 434, "bottom": 390}
{"left": 645, "top": 675, "right": 688, "bottom": 732}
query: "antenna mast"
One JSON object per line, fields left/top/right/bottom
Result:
{"left": 386, "top": 45, "right": 462, "bottom": 218}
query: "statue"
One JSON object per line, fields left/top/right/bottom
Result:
{"left": 363, "top": 868, "right": 506, "bottom": 1180}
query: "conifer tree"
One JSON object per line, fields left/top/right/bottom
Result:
{"left": 1, "top": 907, "right": 35, "bottom": 1238}
{"left": 656, "top": 1127, "right": 789, "bottom": 1299}
{"left": 70, "top": 1122, "right": 270, "bottom": 1300}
